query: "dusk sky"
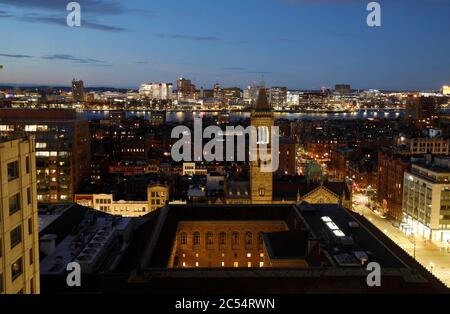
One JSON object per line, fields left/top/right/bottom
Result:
{"left": 0, "top": 0, "right": 449, "bottom": 90}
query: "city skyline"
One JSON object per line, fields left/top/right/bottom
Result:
{"left": 0, "top": 0, "right": 449, "bottom": 90}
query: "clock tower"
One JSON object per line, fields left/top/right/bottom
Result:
{"left": 250, "top": 86, "right": 274, "bottom": 204}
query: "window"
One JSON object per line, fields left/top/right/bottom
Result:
{"left": 257, "top": 126, "right": 270, "bottom": 145}
{"left": 9, "top": 193, "right": 21, "bottom": 215}
{"left": 26, "top": 156, "right": 30, "bottom": 174}
{"left": 232, "top": 232, "right": 240, "bottom": 245}
{"left": 233, "top": 262, "right": 239, "bottom": 268}
{"left": 245, "top": 232, "right": 253, "bottom": 245}
{"left": 10, "top": 225, "right": 22, "bottom": 249}
{"left": 29, "top": 248, "right": 34, "bottom": 265}
{"left": 259, "top": 188, "right": 265, "bottom": 196}
{"left": 258, "top": 232, "right": 264, "bottom": 245}
{"left": 30, "top": 277, "right": 34, "bottom": 294}
{"left": 11, "top": 257, "right": 23, "bottom": 281}
{"left": 219, "top": 232, "right": 226, "bottom": 245}
{"left": 27, "top": 187, "right": 31, "bottom": 205}
{"left": 180, "top": 232, "right": 188, "bottom": 245}
{"left": 7, "top": 161, "right": 19, "bottom": 181}
{"left": 206, "top": 232, "right": 214, "bottom": 245}
{"left": 193, "top": 232, "right": 201, "bottom": 245}
{"left": 28, "top": 218, "right": 33, "bottom": 235}
{"left": 247, "top": 262, "right": 252, "bottom": 268}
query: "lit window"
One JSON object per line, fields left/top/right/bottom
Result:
{"left": 233, "top": 262, "right": 239, "bottom": 268}
{"left": 259, "top": 262, "right": 264, "bottom": 268}
{"left": 182, "top": 262, "right": 186, "bottom": 267}
{"left": 221, "top": 262, "right": 225, "bottom": 267}
{"left": 195, "top": 262, "right": 199, "bottom": 267}
{"left": 247, "top": 262, "right": 252, "bottom": 268}
{"left": 247, "top": 253, "right": 251, "bottom": 258}
{"left": 180, "top": 232, "right": 188, "bottom": 245}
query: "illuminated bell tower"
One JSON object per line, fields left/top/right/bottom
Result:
{"left": 250, "top": 86, "right": 274, "bottom": 204}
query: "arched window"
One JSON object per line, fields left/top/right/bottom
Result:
{"left": 193, "top": 232, "right": 201, "bottom": 245}
{"left": 257, "top": 126, "right": 270, "bottom": 145}
{"left": 206, "top": 232, "right": 214, "bottom": 245}
{"left": 219, "top": 232, "right": 226, "bottom": 245}
{"left": 232, "top": 232, "right": 240, "bottom": 245}
{"left": 245, "top": 232, "right": 253, "bottom": 245}
{"left": 180, "top": 232, "right": 188, "bottom": 245}
{"left": 258, "top": 232, "right": 264, "bottom": 245}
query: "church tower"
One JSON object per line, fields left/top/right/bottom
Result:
{"left": 250, "top": 86, "right": 274, "bottom": 204}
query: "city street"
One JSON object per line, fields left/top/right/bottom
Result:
{"left": 353, "top": 193, "right": 450, "bottom": 287}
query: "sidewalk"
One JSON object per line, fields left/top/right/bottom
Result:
{"left": 352, "top": 194, "right": 450, "bottom": 287}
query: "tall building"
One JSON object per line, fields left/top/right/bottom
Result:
{"left": 177, "top": 78, "right": 195, "bottom": 100}
{"left": 223, "top": 87, "right": 241, "bottom": 104}
{"left": 442, "top": 85, "right": 450, "bottom": 96}
{"left": 0, "top": 136, "right": 40, "bottom": 294}
{"left": 139, "top": 83, "right": 173, "bottom": 100}
{"left": 213, "top": 83, "right": 223, "bottom": 99}
{"left": 0, "top": 109, "right": 90, "bottom": 203}
{"left": 71, "top": 79, "right": 85, "bottom": 103}
{"left": 250, "top": 87, "right": 274, "bottom": 204}
{"left": 402, "top": 157, "right": 450, "bottom": 245}
{"left": 405, "top": 96, "right": 436, "bottom": 125}
{"left": 243, "top": 84, "right": 258, "bottom": 106}
{"left": 335, "top": 84, "right": 351, "bottom": 95}
{"left": 377, "top": 150, "right": 411, "bottom": 221}
{"left": 269, "top": 87, "right": 287, "bottom": 108}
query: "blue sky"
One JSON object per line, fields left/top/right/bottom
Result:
{"left": 0, "top": 0, "right": 449, "bottom": 90}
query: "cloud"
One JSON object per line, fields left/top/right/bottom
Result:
{"left": 0, "top": 0, "right": 127, "bottom": 15}
{"left": 41, "top": 54, "right": 110, "bottom": 66}
{"left": 0, "top": 53, "right": 33, "bottom": 58}
{"left": 153, "top": 33, "right": 220, "bottom": 41}
{"left": 223, "top": 67, "right": 246, "bottom": 71}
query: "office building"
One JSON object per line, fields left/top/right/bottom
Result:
{"left": 335, "top": 84, "right": 351, "bottom": 95}
{"left": 71, "top": 79, "right": 85, "bottom": 103}
{"left": 0, "top": 136, "right": 40, "bottom": 294}
{"left": 402, "top": 157, "right": 450, "bottom": 245}
{"left": 177, "top": 78, "right": 195, "bottom": 100}
{"left": 269, "top": 87, "right": 287, "bottom": 108}
{"left": 139, "top": 83, "right": 173, "bottom": 100}
{"left": 0, "top": 109, "right": 91, "bottom": 203}
{"left": 405, "top": 96, "right": 436, "bottom": 125}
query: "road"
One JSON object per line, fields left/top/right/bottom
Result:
{"left": 353, "top": 193, "right": 450, "bottom": 287}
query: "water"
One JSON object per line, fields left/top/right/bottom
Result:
{"left": 78, "top": 109, "right": 404, "bottom": 123}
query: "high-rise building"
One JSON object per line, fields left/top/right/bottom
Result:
{"left": 402, "top": 157, "right": 450, "bottom": 245}
{"left": 139, "top": 83, "right": 173, "bottom": 100}
{"left": 177, "top": 78, "right": 195, "bottom": 100}
{"left": 72, "top": 79, "right": 85, "bottom": 103}
{"left": 213, "top": 83, "right": 223, "bottom": 99}
{"left": 269, "top": 87, "right": 287, "bottom": 108}
{"left": 250, "top": 87, "right": 274, "bottom": 204}
{"left": 0, "top": 109, "right": 90, "bottom": 203}
{"left": 243, "top": 85, "right": 258, "bottom": 106}
{"left": 0, "top": 136, "right": 40, "bottom": 294}
{"left": 442, "top": 85, "right": 450, "bottom": 96}
{"left": 405, "top": 96, "right": 436, "bottom": 125}
{"left": 223, "top": 87, "right": 241, "bottom": 104}
{"left": 335, "top": 84, "right": 351, "bottom": 95}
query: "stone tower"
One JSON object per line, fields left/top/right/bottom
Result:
{"left": 250, "top": 86, "right": 274, "bottom": 204}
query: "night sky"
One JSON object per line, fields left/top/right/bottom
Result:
{"left": 0, "top": 0, "right": 449, "bottom": 90}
